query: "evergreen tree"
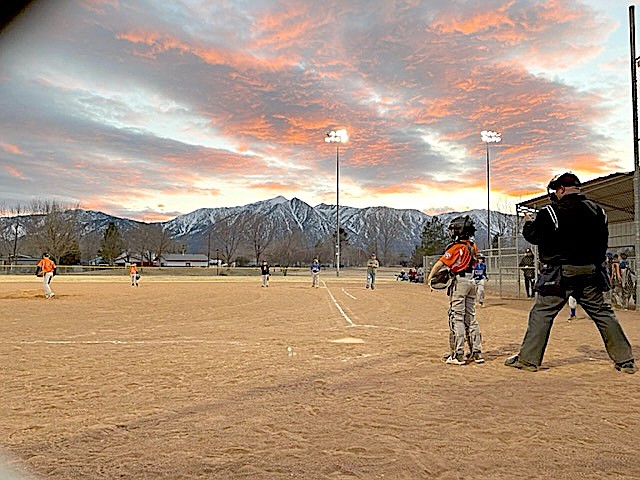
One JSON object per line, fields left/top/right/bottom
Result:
{"left": 100, "top": 222, "right": 123, "bottom": 265}
{"left": 412, "top": 216, "right": 449, "bottom": 263}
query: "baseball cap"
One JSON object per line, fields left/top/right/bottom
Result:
{"left": 548, "top": 172, "right": 581, "bottom": 190}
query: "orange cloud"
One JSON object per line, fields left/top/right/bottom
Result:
{"left": 116, "top": 29, "right": 297, "bottom": 72}
{"left": 1, "top": 143, "right": 23, "bottom": 154}
{"left": 3, "top": 165, "right": 25, "bottom": 180}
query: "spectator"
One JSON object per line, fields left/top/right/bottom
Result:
{"left": 519, "top": 248, "right": 536, "bottom": 298}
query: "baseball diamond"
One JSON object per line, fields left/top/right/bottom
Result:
{"left": 0, "top": 272, "right": 638, "bottom": 479}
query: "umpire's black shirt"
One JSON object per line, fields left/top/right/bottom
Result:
{"left": 523, "top": 193, "right": 608, "bottom": 266}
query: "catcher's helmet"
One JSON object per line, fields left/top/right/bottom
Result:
{"left": 430, "top": 269, "right": 453, "bottom": 290}
{"left": 448, "top": 215, "right": 476, "bottom": 240}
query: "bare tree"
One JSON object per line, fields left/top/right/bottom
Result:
{"left": 242, "top": 212, "right": 277, "bottom": 265}
{"left": 269, "top": 228, "right": 308, "bottom": 266}
{"left": 212, "top": 214, "right": 246, "bottom": 265}
{"left": 312, "top": 236, "right": 335, "bottom": 267}
{"left": 79, "top": 230, "right": 102, "bottom": 264}
{"left": 127, "top": 223, "right": 175, "bottom": 264}
{"left": 0, "top": 202, "right": 32, "bottom": 263}
{"left": 493, "top": 199, "right": 517, "bottom": 248}
{"left": 28, "top": 200, "right": 81, "bottom": 264}
{"left": 363, "top": 207, "right": 397, "bottom": 265}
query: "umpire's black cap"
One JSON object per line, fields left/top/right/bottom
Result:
{"left": 548, "top": 172, "right": 581, "bottom": 190}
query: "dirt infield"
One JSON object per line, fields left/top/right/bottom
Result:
{"left": 1, "top": 273, "right": 639, "bottom": 479}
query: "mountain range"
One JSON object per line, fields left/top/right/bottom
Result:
{"left": 163, "top": 196, "right": 515, "bottom": 254}
{"left": 1, "top": 196, "right": 516, "bottom": 258}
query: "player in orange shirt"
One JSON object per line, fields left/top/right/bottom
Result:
{"left": 36, "top": 253, "right": 56, "bottom": 298}
{"left": 425, "top": 216, "right": 484, "bottom": 365}
{"left": 129, "top": 261, "right": 139, "bottom": 287}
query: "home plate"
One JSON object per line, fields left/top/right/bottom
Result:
{"left": 330, "top": 337, "right": 365, "bottom": 344}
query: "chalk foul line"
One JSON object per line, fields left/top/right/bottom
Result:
{"left": 323, "top": 283, "right": 355, "bottom": 326}
{"left": 341, "top": 288, "right": 357, "bottom": 300}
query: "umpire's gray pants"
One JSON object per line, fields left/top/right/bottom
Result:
{"left": 519, "top": 283, "right": 634, "bottom": 366}
{"left": 448, "top": 276, "right": 482, "bottom": 355}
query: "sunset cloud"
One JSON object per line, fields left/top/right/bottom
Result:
{"left": 0, "top": 0, "right": 632, "bottom": 219}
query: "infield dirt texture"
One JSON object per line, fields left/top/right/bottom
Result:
{"left": 1, "top": 271, "right": 639, "bottom": 479}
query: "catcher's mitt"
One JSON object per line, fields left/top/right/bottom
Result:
{"left": 430, "top": 269, "right": 453, "bottom": 290}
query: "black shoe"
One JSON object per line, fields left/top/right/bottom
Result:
{"left": 504, "top": 354, "right": 537, "bottom": 372}
{"left": 615, "top": 360, "right": 638, "bottom": 374}
{"left": 471, "top": 352, "right": 485, "bottom": 364}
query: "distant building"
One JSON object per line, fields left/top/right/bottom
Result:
{"left": 1, "top": 254, "right": 39, "bottom": 265}
{"left": 113, "top": 254, "right": 148, "bottom": 266}
{"left": 157, "top": 253, "right": 209, "bottom": 267}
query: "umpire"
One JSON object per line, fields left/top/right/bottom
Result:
{"left": 505, "top": 172, "right": 637, "bottom": 374}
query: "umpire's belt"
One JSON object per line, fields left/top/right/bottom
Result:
{"left": 561, "top": 264, "right": 596, "bottom": 276}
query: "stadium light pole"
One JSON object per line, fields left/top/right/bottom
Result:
{"left": 325, "top": 128, "right": 348, "bottom": 277}
{"left": 481, "top": 130, "right": 501, "bottom": 252}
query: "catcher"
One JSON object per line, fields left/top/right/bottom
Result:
{"left": 426, "top": 215, "right": 484, "bottom": 365}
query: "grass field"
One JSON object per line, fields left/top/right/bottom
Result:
{"left": 0, "top": 272, "right": 638, "bottom": 479}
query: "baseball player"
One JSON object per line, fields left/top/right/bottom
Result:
{"left": 129, "top": 262, "right": 139, "bottom": 287}
{"left": 260, "top": 260, "right": 270, "bottom": 287}
{"left": 36, "top": 253, "right": 56, "bottom": 299}
{"left": 426, "top": 216, "right": 484, "bottom": 365}
{"left": 366, "top": 253, "right": 379, "bottom": 289}
{"left": 310, "top": 257, "right": 321, "bottom": 288}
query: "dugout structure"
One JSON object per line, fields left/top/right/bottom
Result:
{"left": 423, "top": 171, "right": 638, "bottom": 303}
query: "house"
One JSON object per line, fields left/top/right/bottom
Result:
{"left": 113, "top": 254, "right": 147, "bottom": 266}
{"left": 157, "top": 253, "right": 209, "bottom": 267}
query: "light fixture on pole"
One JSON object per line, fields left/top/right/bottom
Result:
{"left": 480, "top": 130, "right": 501, "bottom": 252}
{"left": 325, "top": 128, "right": 348, "bottom": 277}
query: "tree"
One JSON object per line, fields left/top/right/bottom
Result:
{"left": 269, "top": 228, "right": 308, "bottom": 266}
{"left": 79, "top": 231, "right": 102, "bottom": 264}
{"left": 363, "top": 208, "right": 397, "bottom": 265}
{"left": 0, "top": 202, "right": 32, "bottom": 263}
{"left": 412, "top": 216, "right": 449, "bottom": 264}
{"left": 28, "top": 200, "right": 81, "bottom": 264}
{"left": 332, "top": 227, "right": 349, "bottom": 266}
{"left": 212, "top": 214, "right": 246, "bottom": 266}
{"left": 127, "top": 223, "right": 175, "bottom": 264}
{"left": 492, "top": 199, "right": 517, "bottom": 249}
{"left": 99, "top": 222, "right": 123, "bottom": 264}
{"left": 243, "top": 212, "right": 277, "bottom": 265}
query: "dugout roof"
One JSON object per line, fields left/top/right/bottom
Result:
{"left": 516, "top": 171, "right": 634, "bottom": 225}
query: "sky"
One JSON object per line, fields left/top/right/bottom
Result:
{"left": 0, "top": 0, "right": 636, "bottom": 222}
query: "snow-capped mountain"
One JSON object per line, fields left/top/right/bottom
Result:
{"left": 0, "top": 196, "right": 515, "bottom": 257}
{"left": 162, "top": 197, "right": 513, "bottom": 254}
